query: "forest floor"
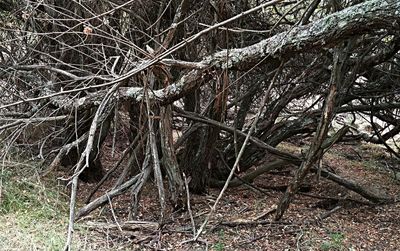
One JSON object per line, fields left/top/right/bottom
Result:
{"left": 1, "top": 139, "right": 400, "bottom": 250}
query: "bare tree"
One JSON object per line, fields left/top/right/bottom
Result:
{"left": 1, "top": 0, "right": 400, "bottom": 248}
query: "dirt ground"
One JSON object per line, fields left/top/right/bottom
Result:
{"left": 71, "top": 140, "right": 400, "bottom": 251}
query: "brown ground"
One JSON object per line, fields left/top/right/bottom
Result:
{"left": 74, "top": 140, "right": 400, "bottom": 251}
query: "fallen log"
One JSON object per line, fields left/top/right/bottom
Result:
{"left": 211, "top": 162, "right": 392, "bottom": 204}
{"left": 316, "top": 168, "right": 392, "bottom": 204}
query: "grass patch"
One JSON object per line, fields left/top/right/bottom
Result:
{"left": 0, "top": 159, "right": 114, "bottom": 250}
{"left": 0, "top": 161, "right": 69, "bottom": 250}
{"left": 320, "top": 232, "right": 345, "bottom": 251}
{"left": 213, "top": 229, "right": 226, "bottom": 251}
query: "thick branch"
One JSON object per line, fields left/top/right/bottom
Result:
{"left": 66, "top": 0, "right": 400, "bottom": 110}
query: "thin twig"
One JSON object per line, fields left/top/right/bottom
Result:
{"left": 107, "top": 194, "right": 123, "bottom": 232}
{"left": 183, "top": 173, "right": 196, "bottom": 237}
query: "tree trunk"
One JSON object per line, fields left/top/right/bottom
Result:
{"left": 179, "top": 71, "right": 228, "bottom": 193}
{"left": 160, "top": 105, "right": 185, "bottom": 209}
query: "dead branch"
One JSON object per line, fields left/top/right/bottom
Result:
{"left": 84, "top": 220, "right": 159, "bottom": 231}
{"left": 316, "top": 168, "right": 392, "bottom": 204}
{"left": 174, "top": 108, "right": 301, "bottom": 163}
{"left": 43, "top": 132, "right": 88, "bottom": 177}
{"left": 275, "top": 47, "right": 345, "bottom": 220}
{"left": 77, "top": 172, "right": 145, "bottom": 219}
{"left": 129, "top": 140, "right": 153, "bottom": 219}
{"left": 1, "top": 0, "right": 395, "bottom": 113}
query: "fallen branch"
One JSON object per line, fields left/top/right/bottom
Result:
{"left": 84, "top": 220, "right": 159, "bottom": 231}
{"left": 316, "top": 168, "right": 392, "bottom": 204}
{"left": 318, "top": 205, "right": 342, "bottom": 221}
{"left": 76, "top": 172, "right": 144, "bottom": 219}
{"left": 219, "top": 219, "right": 294, "bottom": 227}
